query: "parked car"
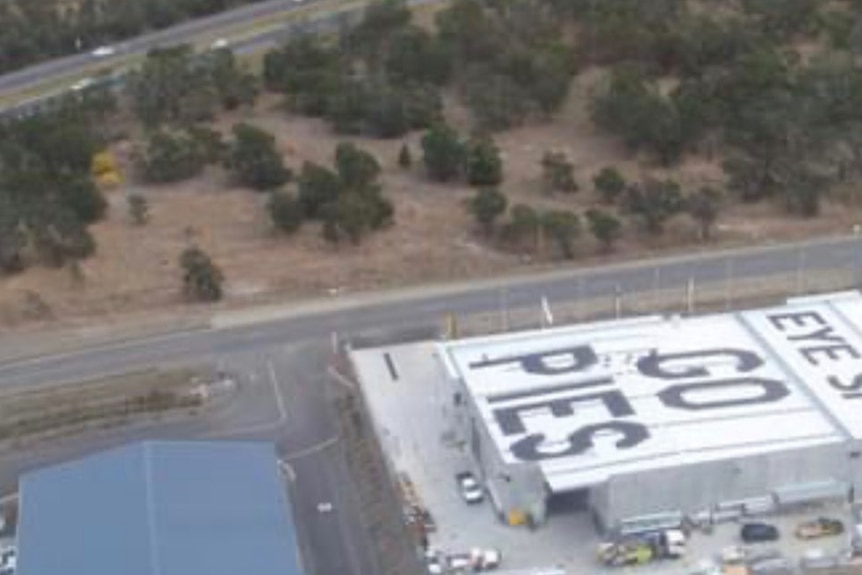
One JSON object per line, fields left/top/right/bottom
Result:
{"left": 425, "top": 550, "right": 444, "bottom": 575}
{"left": 448, "top": 553, "right": 472, "bottom": 571}
{"left": 795, "top": 517, "right": 844, "bottom": 539}
{"left": 741, "top": 522, "right": 780, "bottom": 543}
{"left": 470, "top": 548, "right": 501, "bottom": 571}
{"left": 0, "top": 546, "right": 16, "bottom": 575}
{"left": 640, "top": 529, "right": 687, "bottom": 559}
{"left": 455, "top": 472, "right": 484, "bottom": 504}
{"left": 598, "top": 539, "right": 654, "bottom": 567}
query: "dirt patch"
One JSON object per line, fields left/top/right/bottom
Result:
{"left": 3, "top": 73, "right": 862, "bottom": 331}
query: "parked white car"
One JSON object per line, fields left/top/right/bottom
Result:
{"left": 455, "top": 472, "right": 483, "bottom": 504}
{"left": 470, "top": 548, "right": 501, "bottom": 571}
{"left": 0, "top": 546, "right": 16, "bottom": 575}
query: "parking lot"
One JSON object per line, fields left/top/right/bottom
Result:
{"left": 350, "top": 341, "right": 861, "bottom": 575}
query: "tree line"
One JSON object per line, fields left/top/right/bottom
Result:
{"left": 580, "top": 0, "right": 862, "bottom": 217}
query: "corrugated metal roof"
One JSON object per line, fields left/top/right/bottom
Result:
{"left": 16, "top": 440, "right": 303, "bottom": 575}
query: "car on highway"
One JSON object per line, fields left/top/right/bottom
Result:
{"left": 210, "top": 38, "right": 230, "bottom": 50}
{"left": 455, "top": 471, "right": 484, "bottom": 504}
{"left": 70, "top": 78, "right": 95, "bottom": 92}
{"left": 90, "top": 45, "right": 116, "bottom": 58}
{"left": 795, "top": 517, "right": 844, "bottom": 539}
{"left": 741, "top": 522, "right": 780, "bottom": 543}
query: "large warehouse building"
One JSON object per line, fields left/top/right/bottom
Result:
{"left": 437, "top": 291, "right": 862, "bottom": 532}
{"left": 15, "top": 440, "right": 304, "bottom": 575}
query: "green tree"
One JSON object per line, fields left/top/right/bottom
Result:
{"left": 363, "top": 82, "right": 410, "bottom": 138}
{"left": 128, "top": 194, "right": 150, "bottom": 226}
{"left": 384, "top": 26, "right": 453, "bottom": 86}
{"left": 187, "top": 125, "right": 227, "bottom": 164}
{"left": 0, "top": 191, "right": 25, "bottom": 273}
{"left": 593, "top": 166, "right": 627, "bottom": 204}
{"left": 297, "top": 162, "right": 341, "bottom": 218}
{"left": 180, "top": 245, "right": 224, "bottom": 302}
{"left": 137, "top": 130, "right": 205, "bottom": 184}
{"left": 398, "top": 143, "right": 412, "bottom": 168}
{"left": 335, "top": 143, "right": 381, "bottom": 189}
{"left": 503, "top": 203, "right": 540, "bottom": 250}
{"left": 469, "top": 187, "right": 508, "bottom": 235}
{"left": 687, "top": 186, "right": 722, "bottom": 240}
{"left": 28, "top": 203, "right": 96, "bottom": 267}
{"left": 322, "top": 192, "right": 377, "bottom": 245}
{"left": 326, "top": 77, "right": 368, "bottom": 135}
{"left": 586, "top": 208, "right": 622, "bottom": 252}
{"left": 464, "top": 70, "right": 530, "bottom": 132}
{"left": 127, "top": 46, "right": 218, "bottom": 128}
{"left": 348, "top": 0, "right": 412, "bottom": 65}
{"left": 63, "top": 176, "right": 107, "bottom": 224}
{"left": 421, "top": 122, "right": 466, "bottom": 182}
{"left": 625, "top": 178, "right": 684, "bottom": 235}
{"left": 225, "top": 123, "right": 291, "bottom": 191}
{"left": 541, "top": 151, "right": 577, "bottom": 194}
{"left": 466, "top": 136, "right": 504, "bottom": 187}
{"left": 208, "top": 49, "right": 259, "bottom": 110}
{"left": 268, "top": 191, "right": 304, "bottom": 235}
{"left": 541, "top": 209, "right": 580, "bottom": 259}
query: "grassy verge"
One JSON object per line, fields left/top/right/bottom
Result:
{"left": 0, "top": 367, "right": 211, "bottom": 445}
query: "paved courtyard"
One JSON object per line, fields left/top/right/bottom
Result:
{"left": 350, "top": 341, "right": 858, "bottom": 575}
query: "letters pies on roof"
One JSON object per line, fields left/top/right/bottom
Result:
{"left": 438, "top": 291, "right": 862, "bottom": 492}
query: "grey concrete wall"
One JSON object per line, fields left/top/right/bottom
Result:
{"left": 594, "top": 443, "right": 854, "bottom": 527}
{"left": 450, "top": 378, "right": 547, "bottom": 525}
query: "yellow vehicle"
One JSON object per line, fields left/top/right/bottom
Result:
{"left": 795, "top": 518, "right": 844, "bottom": 540}
{"left": 598, "top": 540, "right": 654, "bottom": 567}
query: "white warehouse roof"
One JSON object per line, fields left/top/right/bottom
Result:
{"left": 439, "top": 291, "right": 862, "bottom": 492}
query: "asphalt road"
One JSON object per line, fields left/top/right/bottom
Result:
{"left": 2, "top": 234, "right": 862, "bottom": 389}
{"left": 2, "top": 235, "right": 862, "bottom": 575}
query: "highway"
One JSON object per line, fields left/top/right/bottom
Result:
{"left": 1, "top": 234, "right": 862, "bottom": 575}
{"left": 0, "top": 0, "right": 443, "bottom": 118}
{"left": 0, "top": 0, "right": 321, "bottom": 96}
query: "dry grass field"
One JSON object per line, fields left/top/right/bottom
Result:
{"left": 2, "top": 69, "right": 862, "bottom": 332}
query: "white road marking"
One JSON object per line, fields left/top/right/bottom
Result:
{"left": 277, "top": 459, "right": 297, "bottom": 482}
{"left": 283, "top": 436, "right": 339, "bottom": 461}
{"left": 267, "top": 358, "right": 288, "bottom": 423}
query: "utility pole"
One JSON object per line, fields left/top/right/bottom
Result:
{"left": 796, "top": 246, "right": 807, "bottom": 296}
{"left": 725, "top": 257, "right": 734, "bottom": 311}
{"left": 499, "top": 287, "right": 509, "bottom": 332}
{"left": 686, "top": 277, "right": 695, "bottom": 315}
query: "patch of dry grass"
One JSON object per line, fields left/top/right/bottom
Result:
{"left": 3, "top": 71, "right": 862, "bottom": 331}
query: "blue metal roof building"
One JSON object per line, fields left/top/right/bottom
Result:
{"left": 16, "top": 440, "right": 304, "bottom": 575}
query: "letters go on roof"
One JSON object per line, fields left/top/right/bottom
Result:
{"left": 439, "top": 291, "right": 862, "bottom": 492}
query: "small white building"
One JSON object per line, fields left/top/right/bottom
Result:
{"left": 437, "top": 291, "right": 862, "bottom": 532}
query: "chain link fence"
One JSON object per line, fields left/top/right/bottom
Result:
{"left": 452, "top": 266, "right": 861, "bottom": 338}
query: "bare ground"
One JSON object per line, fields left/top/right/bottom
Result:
{"left": 3, "top": 70, "right": 862, "bottom": 332}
